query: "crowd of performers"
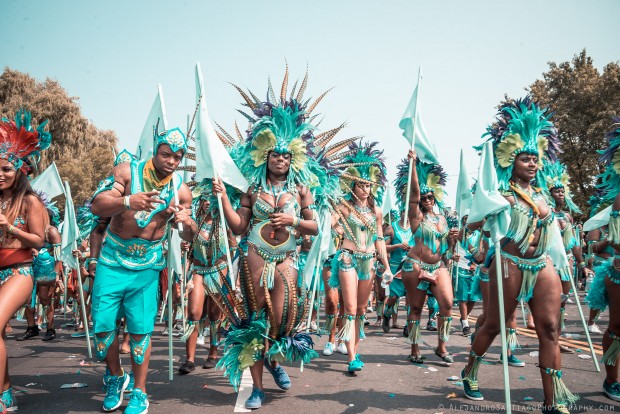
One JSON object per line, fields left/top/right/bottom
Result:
{"left": 1, "top": 69, "right": 620, "bottom": 414}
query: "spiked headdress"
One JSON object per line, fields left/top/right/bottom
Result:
{"left": 0, "top": 110, "right": 52, "bottom": 174}
{"left": 336, "top": 140, "right": 387, "bottom": 206}
{"left": 595, "top": 117, "right": 620, "bottom": 208}
{"left": 153, "top": 126, "right": 188, "bottom": 156}
{"left": 114, "top": 149, "right": 136, "bottom": 166}
{"left": 229, "top": 65, "right": 337, "bottom": 192}
{"left": 413, "top": 158, "right": 447, "bottom": 210}
{"left": 482, "top": 96, "right": 560, "bottom": 191}
{"left": 541, "top": 159, "right": 581, "bottom": 213}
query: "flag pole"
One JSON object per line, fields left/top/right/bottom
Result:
{"left": 491, "top": 224, "right": 512, "bottom": 414}
{"left": 167, "top": 227, "right": 174, "bottom": 381}
{"left": 402, "top": 68, "right": 421, "bottom": 229}
{"left": 566, "top": 269, "right": 600, "bottom": 372}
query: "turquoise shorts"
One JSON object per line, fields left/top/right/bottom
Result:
{"left": 454, "top": 268, "right": 477, "bottom": 303}
{"left": 92, "top": 261, "right": 159, "bottom": 334}
{"left": 388, "top": 277, "right": 406, "bottom": 299}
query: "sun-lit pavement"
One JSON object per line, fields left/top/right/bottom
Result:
{"left": 6, "top": 293, "right": 618, "bottom": 413}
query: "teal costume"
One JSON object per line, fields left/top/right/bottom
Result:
{"left": 91, "top": 127, "right": 187, "bottom": 364}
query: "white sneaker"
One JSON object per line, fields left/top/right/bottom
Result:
{"left": 588, "top": 324, "right": 603, "bottom": 334}
{"left": 566, "top": 298, "right": 574, "bottom": 304}
{"left": 310, "top": 321, "right": 318, "bottom": 332}
{"left": 323, "top": 342, "right": 335, "bottom": 356}
{"left": 197, "top": 335, "right": 205, "bottom": 346}
{"left": 336, "top": 342, "right": 348, "bottom": 355}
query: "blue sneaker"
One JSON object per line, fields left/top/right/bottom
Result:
{"left": 1, "top": 387, "right": 17, "bottom": 412}
{"left": 126, "top": 371, "right": 135, "bottom": 394}
{"left": 347, "top": 359, "right": 363, "bottom": 373}
{"left": 355, "top": 354, "right": 365, "bottom": 367}
{"left": 461, "top": 368, "right": 484, "bottom": 401}
{"left": 603, "top": 380, "right": 620, "bottom": 402}
{"left": 103, "top": 371, "right": 129, "bottom": 412}
{"left": 245, "top": 387, "right": 265, "bottom": 410}
{"left": 264, "top": 359, "right": 291, "bottom": 390}
{"left": 124, "top": 388, "right": 149, "bottom": 414}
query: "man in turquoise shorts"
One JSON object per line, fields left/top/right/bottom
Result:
{"left": 90, "top": 127, "right": 196, "bottom": 414}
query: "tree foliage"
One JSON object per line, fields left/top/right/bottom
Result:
{"left": 0, "top": 68, "right": 117, "bottom": 205}
{"left": 527, "top": 50, "right": 620, "bottom": 217}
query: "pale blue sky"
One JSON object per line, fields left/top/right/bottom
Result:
{"left": 1, "top": 0, "right": 618, "bottom": 206}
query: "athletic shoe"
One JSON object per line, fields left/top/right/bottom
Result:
{"left": 588, "top": 324, "right": 603, "bottom": 334}
{"left": 336, "top": 342, "right": 348, "bottom": 355}
{"left": 245, "top": 387, "right": 265, "bottom": 410}
{"left": 500, "top": 354, "right": 525, "bottom": 367}
{"left": 310, "top": 321, "right": 318, "bottom": 332}
{"left": 382, "top": 313, "right": 391, "bottom": 333}
{"left": 462, "top": 325, "right": 471, "bottom": 337}
{"left": 196, "top": 335, "right": 205, "bottom": 346}
{"left": 178, "top": 360, "right": 195, "bottom": 375}
{"left": 347, "top": 359, "right": 363, "bottom": 373}
{"left": 16, "top": 326, "right": 39, "bottom": 341}
{"left": 603, "top": 380, "right": 620, "bottom": 402}
{"left": 461, "top": 368, "right": 484, "bottom": 401}
{"left": 355, "top": 354, "right": 365, "bottom": 367}
{"left": 426, "top": 319, "right": 438, "bottom": 331}
{"left": 103, "top": 371, "right": 129, "bottom": 412}
{"left": 264, "top": 359, "right": 291, "bottom": 390}
{"left": 323, "top": 342, "right": 335, "bottom": 356}
{"left": 202, "top": 357, "right": 218, "bottom": 369}
{"left": 42, "top": 328, "right": 56, "bottom": 342}
{"left": 1, "top": 387, "right": 17, "bottom": 412}
{"left": 402, "top": 324, "right": 409, "bottom": 338}
{"left": 126, "top": 371, "right": 135, "bottom": 393}
{"left": 560, "top": 344, "right": 575, "bottom": 354}
{"left": 125, "top": 388, "right": 149, "bottom": 414}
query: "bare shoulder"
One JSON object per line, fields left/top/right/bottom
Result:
{"left": 24, "top": 194, "right": 45, "bottom": 212}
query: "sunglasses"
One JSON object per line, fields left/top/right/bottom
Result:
{"left": 420, "top": 194, "right": 435, "bottom": 202}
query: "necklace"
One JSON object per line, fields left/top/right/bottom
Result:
{"left": 0, "top": 199, "right": 8, "bottom": 210}
{"left": 353, "top": 203, "right": 371, "bottom": 214}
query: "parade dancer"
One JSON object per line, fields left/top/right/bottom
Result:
{"left": 329, "top": 140, "right": 392, "bottom": 373}
{"left": 542, "top": 159, "right": 594, "bottom": 353}
{"left": 454, "top": 215, "right": 479, "bottom": 337}
{"left": 90, "top": 127, "right": 196, "bottom": 414}
{"left": 213, "top": 69, "right": 321, "bottom": 409}
{"left": 18, "top": 192, "right": 62, "bottom": 342}
{"left": 179, "top": 182, "right": 238, "bottom": 374}
{"left": 400, "top": 151, "right": 457, "bottom": 365}
{"left": 585, "top": 118, "right": 620, "bottom": 401}
{"left": 0, "top": 110, "right": 51, "bottom": 412}
{"left": 461, "top": 97, "right": 578, "bottom": 414}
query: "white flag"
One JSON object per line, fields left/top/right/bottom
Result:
{"left": 136, "top": 84, "right": 168, "bottom": 160}
{"left": 31, "top": 162, "right": 65, "bottom": 199}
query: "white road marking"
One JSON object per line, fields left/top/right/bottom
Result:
{"left": 233, "top": 369, "right": 252, "bottom": 412}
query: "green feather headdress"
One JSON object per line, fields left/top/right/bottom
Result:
{"left": 393, "top": 157, "right": 448, "bottom": 211}
{"left": 76, "top": 202, "right": 99, "bottom": 243}
{"left": 596, "top": 118, "right": 620, "bottom": 208}
{"left": 336, "top": 140, "right": 387, "bottom": 206}
{"left": 481, "top": 96, "right": 560, "bottom": 191}
{"left": 541, "top": 159, "right": 581, "bottom": 213}
{"left": 229, "top": 65, "right": 334, "bottom": 192}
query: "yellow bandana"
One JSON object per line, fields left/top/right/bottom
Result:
{"left": 143, "top": 159, "right": 174, "bottom": 192}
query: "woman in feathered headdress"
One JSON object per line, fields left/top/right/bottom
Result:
{"left": 584, "top": 118, "right": 620, "bottom": 402}
{"left": 328, "top": 140, "right": 393, "bottom": 373}
{"left": 541, "top": 159, "right": 593, "bottom": 353}
{"left": 17, "top": 190, "right": 63, "bottom": 343}
{"left": 461, "top": 97, "right": 578, "bottom": 413}
{"left": 400, "top": 149, "right": 458, "bottom": 366}
{"left": 212, "top": 66, "right": 322, "bottom": 409}
{"left": 178, "top": 178, "right": 241, "bottom": 376}
{"left": 0, "top": 110, "right": 52, "bottom": 411}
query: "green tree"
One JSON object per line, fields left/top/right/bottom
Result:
{"left": 528, "top": 50, "right": 620, "bottom": 217}
{"left": 0, "top": 68, "right": 117, "bottom": 205}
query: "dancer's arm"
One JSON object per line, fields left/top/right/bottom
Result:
{"left": 212, "top": 177, "right": 251, "bottom": 235}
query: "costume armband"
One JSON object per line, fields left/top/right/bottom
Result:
{"left": 91, "top": 175, "right": 116, "bottom": 200}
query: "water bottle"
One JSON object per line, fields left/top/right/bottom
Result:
{"left": 585, "top": 274, "right": 594, "bottom": 294}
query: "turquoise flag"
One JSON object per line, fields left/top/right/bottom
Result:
{"left": 31, "top": 162, "right": 65, "bottom": 199}
{"left": 467, "top": 141, "right": 510, "bottom": 240}
{"left": 455, "top": 150, "right": 473, "bottom": 219}
{"left": 168, "top": 227, "right": 184, "bottom": 275}
{"left": 398, "top": 68, "right": 439, "bottom": 164}
{"left": 194, "top": 62, "right": 249, "bottom": 191}
{"left": 136, "top": 84, "right": 168, "bottom": 160}
{"left": 583, "top": 205, "right": 611, "bottom": 232}
{"left": 60, "top": 181, "right": 79, "bottom": 269}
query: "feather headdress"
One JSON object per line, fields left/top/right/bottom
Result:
{"left": 481, "top": 96, "right": 560, "bottom": 191}
{"left": 230, "top": 65, "right": 332, "bottom": 192}
{"left": 114, "top": 149, "right": 136, "bottom": 166}
{"left": 541, "top": 159, "right": 581, "bottom": 213}
{"left": 76, "top": 202, "right": 99, "bottom": 243}
{"left": 336, "top": 140, "right": 387, "bottom": 206}
{"left": 0, "top": 110, "right": 52, "bottom": 174}
{"left": 34, "top": 189, "right": 60, "bottom": 227}
{"left": 595, "top": 117, "right": 620, "bottom": 208}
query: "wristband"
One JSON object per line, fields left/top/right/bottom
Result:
{"left": 7, "top": 224, "right": 16, "bottom": 235}
{"left": 124, "top": 195, "right": 131, "bottom": 210}
{"left": 578, "top": 261, "right": 586, "bottom": 270}
{"left": 85, "top": 257, "right": 98, "bottom": 267}
{"left": 293, "top": 216, "right": 301, "bottom": 228}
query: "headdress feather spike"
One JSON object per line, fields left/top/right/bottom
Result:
{"left": 296, "top": 67, "right": 309, "bottom": 102}
{"left": 230, "top": 83, "right": 257, "bottom": 110}
{"left": 280, "top": 62, "right": 289, "bottom": 103}
{"left": 267, "top": 77, "right": 277, "bottom": 104}
{"left": 314, "top": 123, "right": 347, "bottom": 148}
{"left": 306, "top": 88, "right": 333, "bottom": 117}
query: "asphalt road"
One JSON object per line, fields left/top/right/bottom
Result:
{"left": 5, "top": 293, "right": 618, "bottom": 413}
